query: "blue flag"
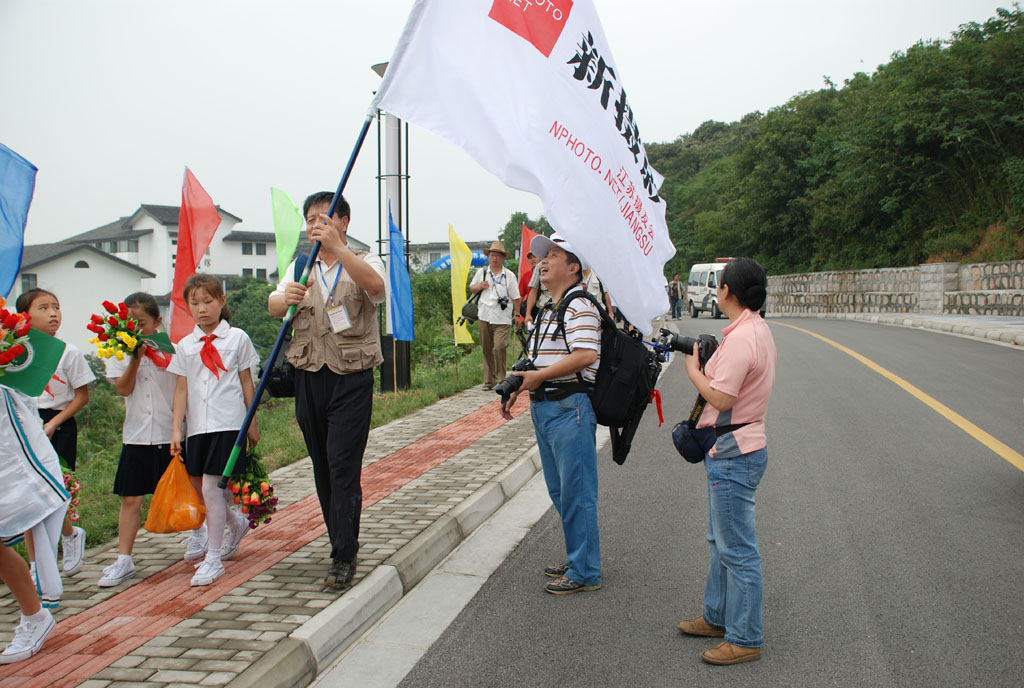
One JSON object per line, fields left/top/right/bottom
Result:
{"left": 388, "top": 203, "right": 414, "bottom": 341}
{"left": 0, "top": 144, "right": 37, "bottom": 299}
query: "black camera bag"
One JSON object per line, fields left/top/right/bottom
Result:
{"left": 258, "top": 253, "right": 308, "bottom": 398}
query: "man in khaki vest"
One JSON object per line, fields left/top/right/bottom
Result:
{"left": 268, "top": 192, "right": 385, "bottom": 591}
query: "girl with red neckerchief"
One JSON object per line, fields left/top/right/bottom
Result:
{"left": 97, "top": 292, "right": 179, "bottom": 588}
{"left": 168, "top": 274, "right": 260, "bottom": 588}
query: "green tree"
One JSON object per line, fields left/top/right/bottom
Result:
{"left": 225, "top": 278, "right": 280, "bottom": 358}
{"left": 498, "top": 211, "right": 553, "bottom": 257}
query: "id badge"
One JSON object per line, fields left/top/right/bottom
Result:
{"left": 327, "top": 303, "right": 352, "bottom": 333}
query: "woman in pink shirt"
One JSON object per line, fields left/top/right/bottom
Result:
{"left": 677, "top": 257, "right": 777, "bottom": 666}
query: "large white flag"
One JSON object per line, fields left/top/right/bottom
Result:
{"left": 371, "top": 0, "right": 673, "bottom": 334}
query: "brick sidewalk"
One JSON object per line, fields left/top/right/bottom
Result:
{"left": 0, "top": 387, "right": 536, "bottom": 688}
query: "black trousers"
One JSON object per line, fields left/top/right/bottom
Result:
{"left": 294, "top": 366, "right": 374, "bottom": 562}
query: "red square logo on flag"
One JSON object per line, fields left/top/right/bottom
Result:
{"left": 488, "top": 0, "right": 574, "bottom": 58}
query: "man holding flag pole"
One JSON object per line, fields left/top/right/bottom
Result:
{"left": 268, "top": 191, "right": 385, "bottom": 591}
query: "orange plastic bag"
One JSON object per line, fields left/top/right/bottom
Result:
{"left": 144, "top": 456, "right": 206, "bottom": 533}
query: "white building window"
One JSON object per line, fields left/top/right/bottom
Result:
{"left": 242, "top": 242, "right": 253, "bottom": 255}
{"left": 75, "top": 260, "right": 90, "bottom": 268}
{"left": 242, "top": 268, "right": 253, "bottom": 277}
{"left": 429, "top": 252, "right": 441, "bottom": 262}
{"left": 256, "top": 243, "right": 267, "bottom": 256}
{"left": 256, "top": 268, "right": 267, "bottom": 280}
{"left": 21, "top": 273, "right": 37, "bottom": 291}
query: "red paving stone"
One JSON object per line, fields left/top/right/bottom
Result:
{"left": 0, "top": 397, "right": 528, "bottom": 685}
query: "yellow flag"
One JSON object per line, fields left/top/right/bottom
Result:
{"left": 448, "top": 225, "right": 474, "bottom": 344}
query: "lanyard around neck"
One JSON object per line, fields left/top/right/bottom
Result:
{"left": 318, "top": 261, "right": 342, "bottom": 305}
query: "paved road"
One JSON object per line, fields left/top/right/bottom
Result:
{"left": 398, "top": 317, "right": 1024, "bottom": 688}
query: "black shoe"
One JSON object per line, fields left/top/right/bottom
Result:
{"left": 325, "top": 559, "right": 356, "bottom": 590}
{"left": 543, "top": 562, "right": 570, "bottom": 578}
{"left": 544, "top": 576, "right": 601, "bottom": 595}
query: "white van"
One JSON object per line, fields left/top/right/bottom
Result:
{"left": 686, "top": 259, "right": 729, "bottom": 318}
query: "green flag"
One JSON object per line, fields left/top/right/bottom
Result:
{"left": 0, "top": 329, "right": 66, "bottom": 397}
{"left": 139, "top": 331, "right": 175, "bottom": 354}
{"left": 271, "top": 187, "right": 303, "bottom": 280}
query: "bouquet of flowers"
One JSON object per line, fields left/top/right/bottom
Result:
{"left": 0, "top": 297, "right": 31, "bottom": 374}
{"left": 86, "top": 300, "right": 139, "bottom": 361}
{"left": 228, "top": 450, "right": 278, "bottom": 530}
{"left": 86, "top": 300, "right": 174, "bottom": 361}
{"left": 63, "top": 468, "right": 82, "bottom": 522}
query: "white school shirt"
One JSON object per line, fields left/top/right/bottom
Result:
{"left": 105, "top": 348, "right": 179, "bottom": 445}
{"left": 36, "top": 342, "right": 95, "bottom": 411}
{"left": 471, "top": 266, "right": 519, "bottom": 325}
{"left": 275, "top": 252, "right": 388, "bottom": 306}
{"left": 166, "top": 320, "right": 260, "bottom": 438}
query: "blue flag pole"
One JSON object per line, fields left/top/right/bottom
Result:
{"left": 218, "top": 114, "right": 374, "bottom": 489}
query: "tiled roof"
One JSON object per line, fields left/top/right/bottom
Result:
{"left": 20, "top": 243, "right": 157, "bottom": 277}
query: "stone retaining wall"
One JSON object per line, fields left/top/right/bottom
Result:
{"left": 767, "top": 259, "right": 1024, "bottom": 316}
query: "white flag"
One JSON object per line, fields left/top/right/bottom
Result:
{"left": 371, "top": 0, "right": 673, "bottom": 334}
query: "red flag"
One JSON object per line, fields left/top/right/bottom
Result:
{"left": 518, "top": 223, "right": 540, "bottom": 299}
{"left": 169, "top": 168, "right": 221, "bottom": 342}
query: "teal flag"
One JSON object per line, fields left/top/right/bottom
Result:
{"left": 1, "top": 329, "right": 66, "bottom": 397}
{"left": 270, "top": 188, "right": 303, "bottom": 280}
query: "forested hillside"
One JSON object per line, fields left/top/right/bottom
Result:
{"left": 648, "top": 7, "right": 1024, "bottom": 277}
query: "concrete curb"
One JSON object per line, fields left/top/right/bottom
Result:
{"left": 229, "top": 445, "right": 543, "bottom": 687}
{"left": 766, "top": 311, "right": 1024, "bottom": 346}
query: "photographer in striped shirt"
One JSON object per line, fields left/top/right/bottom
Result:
{"left": 499, "top": 233, "right": 602, "bottom": 595}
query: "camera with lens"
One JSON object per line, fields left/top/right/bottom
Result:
{"left": 497, "top": 295, "right": 509, "bottom": 310}
{"left": 658, "top": 329, "right": 718, "bottom": 368}
{"left": 492, "top": 357, "right": 536, "bottom": 404}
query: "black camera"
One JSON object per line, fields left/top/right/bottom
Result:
{"left": 492, "top": 357, "right": 536, "bottom": 404}
{"left": 497, "top": 296, "right": 509, "bottom": 310}
{"left": 659, "top": 329, "right": 718, "bottom": 368}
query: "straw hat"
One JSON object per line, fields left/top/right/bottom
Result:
{"left": 484, "top": 241, "right": 508, "bottom": 257}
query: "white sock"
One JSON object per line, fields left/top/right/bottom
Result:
{"left": 117, "top": 554, "right": 133, "bottom": 566}
{"left": 24, "top": 609, "right": 49, "bottom": 624}
{"left": 205, "top": 548, "right": 222, "bottom": 565}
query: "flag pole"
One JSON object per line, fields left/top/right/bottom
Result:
{"left": 219, "top": 114, "right": 374, "bottom": 488}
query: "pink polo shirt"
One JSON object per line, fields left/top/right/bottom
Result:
{"left": 697, "top": 308, "right": 777, "bottom": 458}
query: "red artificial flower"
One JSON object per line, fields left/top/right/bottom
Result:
{"left": 102, "top": 300, "right": 118, "bottom": 314}
{"left": 90, "top": 314, "right": 104, "bottom": 324}
{"left": 108, "top": 316, "right": 119, "bottom": 327}
{"left": 118, "top": 302, "right": 128, "bottom": 317}
{"left": 125, "top": 320, "right": 136, "bottom": 331}
{"left": 3, "top": 313, "right": 20, "bottom": 330}
{"left": 0, "top": 309, "right": 9, "bottom": 320}
{"left": 97, "top": 333, "right": 109, "bottom": 341}
{"left": 15, "top": 322, "right": 30, "bottom": 337}
{"left": 10, "top": 345, "right": 24, "bottom": 357}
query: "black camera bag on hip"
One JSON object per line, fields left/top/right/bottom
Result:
{"left": 258, "top": 253, "right": 308, "bottom": 398}
{"left": 460, "top": 291, "right": 481, "bottom": 323}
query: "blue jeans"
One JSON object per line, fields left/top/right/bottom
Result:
{"left": 531, "top": 393, "right": 601, "bottom": 585}
{"left": 703, "top": 447, "right": 767, "bottom": 648}
{"left": 670, "top": 297, "right": 683, "bottom": 318}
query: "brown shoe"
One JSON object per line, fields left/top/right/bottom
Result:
{"left": 676, "top": 614, "right": 725, "bottom": 638}
{"left": 700, "top": 641, "right": 761, "bottom": 665}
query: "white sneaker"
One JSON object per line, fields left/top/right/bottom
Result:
{"left": 190, "top": 559, "right": 224, "bottom": 587}
{"left": 221, "top": 516, "right": 249, "bottom": 561}
{"left": 97, "top": 558, "right": 135, "bottom": 587}
{"left": 61, "top": 526, "right": 86, "bottom": 575}
{"left": 0, "top": 610, "right": 55, "bottom": 664}
{"left": 182, "top": 525, "right": 208, "bottom": 561}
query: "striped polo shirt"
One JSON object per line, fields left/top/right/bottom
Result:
{"left": 529, "top": 291, "right": 601, "bottom": 386}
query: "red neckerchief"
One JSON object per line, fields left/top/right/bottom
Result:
{"left": 143, "top": 347, "right": 172, "bottom": 369}
{"left": 43, "top": 374, "right": 66, "bottom": 400}
{"left": 199, "top": 334, "right": 228, "bottom": 379}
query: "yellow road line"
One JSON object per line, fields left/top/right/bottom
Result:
{"left": 773, "top": 321, "right": 1024, "bottom": 473}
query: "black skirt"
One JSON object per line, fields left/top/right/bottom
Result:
{"left": 112, "top": 444, "right": 175, "bottom": 497}
{"left": 184, "top": 430, "right": 248, "bottom": 478}
{"left": 38, "top": 408, "right": 78, "bottom": 471}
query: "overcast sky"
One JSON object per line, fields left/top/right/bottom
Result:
{"left": 0, "top": 0, "right": 1006, "bottom": 249}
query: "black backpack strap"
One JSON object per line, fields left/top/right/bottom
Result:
{"left": 553, "top": 288, "right": 614, "bottom": 384}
